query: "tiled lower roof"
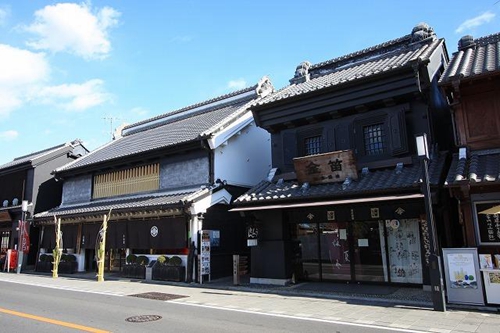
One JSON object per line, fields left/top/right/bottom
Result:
{"left": 235, "top": 153, "right": 447, "bottom": 205}
{"left": 445, "top": 149, "right": 500, "bottom": 186}
{"left": 33, "top": 190, "right": 198, "bottom": 220}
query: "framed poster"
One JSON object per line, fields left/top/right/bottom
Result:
{"left": 443, "top": 248, "right": 484, "bottom": 305}
{"left": 473, "top": 201, "right": 500, "bottom": 245}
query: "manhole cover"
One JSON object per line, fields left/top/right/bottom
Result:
{"left": 129, "top": 292, "right": 188, "bottom": 301}
{"left": 125, "top": 315, "right": 162, "bottom": 323}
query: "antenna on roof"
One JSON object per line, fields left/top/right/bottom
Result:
{"left": 102, "top": 116, "right": 121, "bottom": 140}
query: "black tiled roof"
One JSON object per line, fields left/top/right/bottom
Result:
{"left": 445, "top": 149, "right": 500, "bottom": 186}
{"left": 0, "top": 140, "right": 79, "bottom": 171}
{"left": 439, "top": 32, "right": 500, "bottom": 85}
{"left": 235, "top": 153, "right": 447, "bottom": 205}
{"left": 254, "top": 24, "right": 443, "bottom": 107}
{"left": 56, "top": 86, "right": 259, "bottom": 173}
{"left": 34, "top": 190, "right": 197, "bottom": 219}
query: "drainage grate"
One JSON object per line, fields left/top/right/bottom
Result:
{"left": 129, "top": 292, "right": 188, "bottom": 301}
{"left": 125, "top": 315, "right": 162, "bottom": 323}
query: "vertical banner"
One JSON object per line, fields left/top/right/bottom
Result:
{"left": 19, "top": 220, "right": 30, "bottom": 254}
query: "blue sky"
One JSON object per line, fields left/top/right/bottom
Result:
{"left": 0, "top": 1, "right": 499, "bottom": 165}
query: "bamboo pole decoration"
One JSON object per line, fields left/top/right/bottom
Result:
{"left": 96, "top": 210, "right": 111, "bottom": 282}
{"left": 52, "top": 217, "right": 62, "bottom": 279}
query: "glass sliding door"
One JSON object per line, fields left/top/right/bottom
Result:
{"left": 295, "top": 223, "right": 320, "bottom": 281}
{"left": 320, "top": 222, "right": 351, "bottom": 281}
{"left": 352, "top": 221, "right": 385, "bottom": 282}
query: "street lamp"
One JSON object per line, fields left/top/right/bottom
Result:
{"left": 415, "top": 134, "right": 446, "bottom": 312}
{"left": 16, "top": 200, "right": 29, "bottom": 274}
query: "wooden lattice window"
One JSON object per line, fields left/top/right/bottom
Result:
{"left": 304, "top": 136, "right": 322, "bottom": 156}
{"left": 93, "top": 163, "right": 160, "bottom": 199}
{"left": 363, "top": 123, "right": 386, "bottom": 155}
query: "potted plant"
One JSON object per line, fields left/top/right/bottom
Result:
{"left": 152, "top": 255, "right": 169, "bottom": 281}
{"left": 152, "top": 255, "right": 185, "bottom": 282}
{"left": 36, "top": 253, "right": 53, "bottom": 272}
{"left": 59, "top": 254, "right": 78, "bottom": 274}
{"left": 123, "top": 254, "right": 148, "bottom": 279}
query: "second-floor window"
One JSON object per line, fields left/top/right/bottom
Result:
{"left": 93, "top": 163, "right": 160, "bottom": 199}
{"left": 304, "top": 135, "right": 322, "bottom": 156}
{"left": 363, "top": 123, "right": 385, "bottom": 155}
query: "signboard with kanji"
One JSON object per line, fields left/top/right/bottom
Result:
{"left": 475, "top": 202, "right": 500, "bottom": 245}
{"left": 293, "top": 150, "right": 358, "bottom": 185}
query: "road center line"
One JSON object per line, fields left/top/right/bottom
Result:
{"left": 0, "top": 307, "right": 110, "bottom": 333}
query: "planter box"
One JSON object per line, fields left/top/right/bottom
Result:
{"left": 35, "top": 261, "right": 52, "bottom": 273}
{"left": 122, "top": 264, "right": 146, "bottom": 279}
{"left": 59, "top": 261, "right": 78, "bottom": 274}
{"left": 152, "top": 265, "right": 185, "bottom": 282}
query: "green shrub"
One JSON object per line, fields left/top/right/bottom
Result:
{"left": 126, "top": 254, "right": 137, "bottom": 264}
{"left": 169, "top": 256, "right": 182, "bottom": 266}
{"left": 157, "top": 255, "right": 169, "bottom": 266}
{"left": 39, "top": 253, "right": 48, "bottom": 262}
{"left": 136, "top": 255, "right": 149, "bottom": 266}
{"left": 65, "top": 254, "right": 76, "bottom": 262}
{"left": 44, "top": 254, "right": 54, "bottom": 263}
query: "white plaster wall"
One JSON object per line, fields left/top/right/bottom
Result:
{"left": 214, "top": 122, "right": 271, "bottom": 187}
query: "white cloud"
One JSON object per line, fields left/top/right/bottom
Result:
{"left": 455, "top": 11, "right": 496, "bottom": 33}
{"left": 0, "top": 44, "right": 50, "bottom": 117}
{"left": 0, "top": 130, "right": 18, "bottom": 141}
{"left": 227, "top": 79, "right": 247, "bottom": 90}
{"left": 0, "top": 6, "right": 10, "bottom": 26}
{"left": 24, "top": 2, "right": 120, "bottom": 60}
{"left": 33, "top": 79, "right": 112, "bottom": 111}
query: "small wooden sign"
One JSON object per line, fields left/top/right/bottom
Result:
{"left": 0, "top": 210, "right": 11, "bottom": 222}
{"left": 293, "top": 150, "right": 358, "bottom": 185}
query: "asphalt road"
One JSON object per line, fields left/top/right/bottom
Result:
{"left": 0, "top": 280, "right": 415, "bottom": 333}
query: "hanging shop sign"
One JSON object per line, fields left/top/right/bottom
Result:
{"left": 247, "top": 226, "right": 258, "bottom": 246}
{"left": 475, "top": 202, "right": 500, "bottom": 245}
{"left": 293, "top": 150, "right": 358, "bottom": 185}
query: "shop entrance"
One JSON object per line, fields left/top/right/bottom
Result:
{"left": 292, "top": 218, "right": 423, "bottom": 284}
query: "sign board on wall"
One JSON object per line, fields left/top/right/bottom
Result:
{"left": 474, "top": 202, "right": 500, "bottom": 245}
{"left": 293, "top": 150, "right": 358, "bottom": 185}
{"left": 443, "top": 248, "right": 484, "bottom": 305}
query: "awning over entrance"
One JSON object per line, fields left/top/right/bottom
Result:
{"left": 230, "top": 193, "right": 424, "bottom": 212}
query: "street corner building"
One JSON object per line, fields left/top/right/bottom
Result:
{"left": 33, "top": 77, "right": 275, "bottom": 282}
{"left": 232, "top": 23, "right": 456, "bottom": 288}
{"left": 0, "top": 140, "right": 88, "bottom": 271}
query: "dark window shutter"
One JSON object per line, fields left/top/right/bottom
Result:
{"left": 335, "top": 124, "right": 351, "bottom": 151}
{"left": 282, "top": 132, "right": 297, "bottom": 170}
{"left": 389, "top": 108, "right": 408, "bottom": 156}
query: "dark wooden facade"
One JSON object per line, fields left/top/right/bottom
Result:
{"left": 234, "top": 23, "right": 455, "bottom": 287}
{"left": 440, "top": 33, "right": 500, "bottom": 255}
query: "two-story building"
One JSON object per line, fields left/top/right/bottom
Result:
{"left": 34, "top": 77, "right": 274, "bottom": 280}
{"left": 232, "top": 23, "right": 454, "bottom": 288}
{"left": 440, "top": 33, "right": 500, "bottom": 258}
{"left": 0, "top": 140, "right": 88, "bottom": 269}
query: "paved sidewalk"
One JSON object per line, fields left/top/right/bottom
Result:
{"left": 1, "top": 271, "right": 499, "bottom": 333}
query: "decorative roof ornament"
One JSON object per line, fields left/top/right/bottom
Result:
{"left": 458, "top": 35, "right": 476, "bottom": 51}
{"left": 256, "top": 76, "right": 274, "bottom": 98}
{"left": 290, "top": 61, "right": 311, "bottom": 84}
{"left": 410, "top": 22, "right": 436, "bottom": 43}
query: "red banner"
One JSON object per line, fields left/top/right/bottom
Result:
{"left": 18, "top": 220, "right": 30, "bottom": 254}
